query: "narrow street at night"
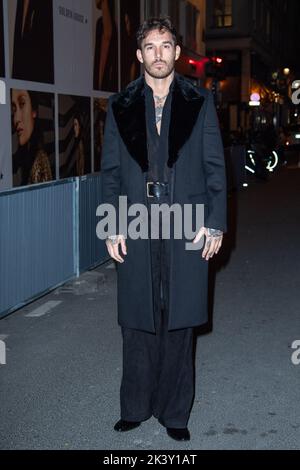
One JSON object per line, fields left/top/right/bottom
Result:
{"left": 1, "top": 0, "right": 300, "bottom": 456}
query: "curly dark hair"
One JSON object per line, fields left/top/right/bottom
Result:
{"left": 136, "top": 16, "right": 177, "bottom": 49}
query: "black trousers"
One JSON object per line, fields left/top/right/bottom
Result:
{"left": 120, "top": 214, "right": 195, "bottom": 428}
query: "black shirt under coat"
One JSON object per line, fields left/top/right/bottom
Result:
{"left": 144, "top": 78, "right": 174, "bottom": 184}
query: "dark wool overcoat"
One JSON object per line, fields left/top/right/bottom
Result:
{"left": 101, "top": 73, "right": 227, "bottom": 333}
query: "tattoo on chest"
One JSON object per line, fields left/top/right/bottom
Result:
{"left": 155, "top": 105, "right": 163, "bottom": 124}
{"left": 154, "top": 94, "right": 168, "bottom": 125}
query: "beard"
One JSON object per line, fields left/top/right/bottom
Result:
{"left": 143, "top": 59, "right": 175, "bottom": 79}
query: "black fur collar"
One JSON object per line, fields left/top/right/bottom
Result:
{"left": 112, "top": 73, "right": 204, "bottom": 172}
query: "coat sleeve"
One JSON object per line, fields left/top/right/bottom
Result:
{"left": 202, "top": 90, "right": 227, "bottom": 233}
{"left": 101, "top": 96, "right": 121, "bottom": 235}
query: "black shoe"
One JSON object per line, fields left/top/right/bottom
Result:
{"left": 114, "top": 419, "right": 141, "bottom": 432}
{"left": 166, "top": 427, "right": 190, "bottom": 441}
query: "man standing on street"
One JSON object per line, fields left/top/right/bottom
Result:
{"left": 101, "top": 17, "right": 227, "bottom": 441}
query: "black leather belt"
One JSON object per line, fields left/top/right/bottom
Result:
{"left": 147, "top": 181, "right": 169, "bottom": 198}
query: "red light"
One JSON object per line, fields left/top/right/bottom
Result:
{"left": 189, "top": 59, "right": 196, "bottom": 65}
{"left": 216, "top": 57, "right": 223, "bottom": 64}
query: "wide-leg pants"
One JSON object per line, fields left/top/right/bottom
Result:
{"left": 120, "top": 215, "right": 195, "bottom": 428}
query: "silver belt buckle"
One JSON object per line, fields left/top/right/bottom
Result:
{"left": 147, "top": 181, "right": 154, "bottom": 197}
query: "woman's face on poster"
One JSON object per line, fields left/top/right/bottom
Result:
{"left": 12, "top": 90, "right": 36, "bottom": 146}
{"left": 125, "top": 13, "right": 131, "bottom": 35}
{"left": 74, "top": 118, "right": 81, "bottom": 138}
{"left": 95, "top": 0, "right": 103, "bottom": 9}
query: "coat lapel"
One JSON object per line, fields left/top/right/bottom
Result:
{"left": 168, "top": 74, "right": 205, "bottom": 168}
{"left": 112, "top": 76, "right": 148, "bottom": 172}
{"left": 112, "top": 73, "right": 205, "bottom": 172}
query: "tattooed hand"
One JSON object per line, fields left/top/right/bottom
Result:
{"left": 106, "top": 234, "right": 127, "bottom": 263}
{"left": 193, "top": 227, "right": 223, "bottom": 261}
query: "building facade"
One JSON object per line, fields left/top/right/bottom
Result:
{"left": 144, "top": 0, "right": 207, "bottom": 85}
{"left": 205, "top": 0, "right": 300, "bottom": 132}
